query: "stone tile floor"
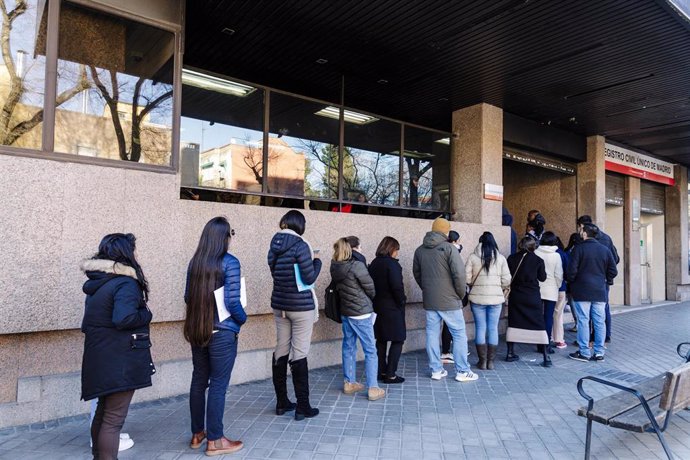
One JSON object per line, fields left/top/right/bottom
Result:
{"left": 1, "top": 303, "right": 689, "bottom": 459}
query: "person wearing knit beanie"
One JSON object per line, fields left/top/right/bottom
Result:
{"left": 431, "top": 217, "right": 451, "bottom": 236}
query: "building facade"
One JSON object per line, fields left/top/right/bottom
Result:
{"left": 1, "top": 0, "right": 689, "bottom": 427}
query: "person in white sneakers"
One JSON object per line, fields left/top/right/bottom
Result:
{"left": 89, "top": 383, "right": 134, "bottom": 452}
{"left": 413, "top": 218, "right": 478, "bottom": 383}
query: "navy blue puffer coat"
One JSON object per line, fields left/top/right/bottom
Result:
{"left": 80, "top": 259, "right": 155, "bottom": 401}
{"left": 268, "top": 230, "right": 322, "bottom": 311}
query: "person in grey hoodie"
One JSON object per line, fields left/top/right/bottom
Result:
{"left": 413, "top": 218, "right": 479, "bottom": 383}
{"left": 330, "top": 238, "right": 386, "bottom": 401}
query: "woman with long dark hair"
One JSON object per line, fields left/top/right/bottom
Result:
{"left": 465, "top": 231, "right": 511, "bottom": 370}
{"left": 81, "top": 233, "right": 154, "bottom": 460}
{"left": 185, "top": 216, "right": 247, "bottom": 456}
{"left": 268, "top": 210, "right": 322, "bottom": 420}
{"left": 369, "top": 236, "right": 406, "bottom": 383}
{"left": 505, "top": 237, "right": 550, "bottom": 367}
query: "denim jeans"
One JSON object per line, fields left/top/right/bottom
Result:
{"left": 190, "top": 329, "right": 238, "bottom": 440}
{"left": 573, "top": 300, "right": 606, "bottom": 357}
{"left": 341, "top": 315, "right": 379, "bottom": 389}
{"left": 425, "top": 310, "right": 470, "bottom": 373}
{"left": 542, "top": 300, "right": 557, "bottom": 342}
{"left": 470, "top": 303, "right": 502, "bottom": 346}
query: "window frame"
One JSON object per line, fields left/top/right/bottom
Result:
{"left": 179, "top": 68, "right": 451, "bottom": 212}
{"left": 0, "top": 0, "right": 182, "bottom": 175}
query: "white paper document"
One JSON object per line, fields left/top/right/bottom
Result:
{"left": 214, "top": 277, "right": 247, "bottom": 323}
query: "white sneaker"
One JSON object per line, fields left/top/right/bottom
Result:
{"left": 119, "top": 436, "right": 134, "bottom": 452}
{"left": 440, "top": 353, "right": 454, "bottom": 363}
{"left": 90, "top": 434, "right": 134, "bottom": 451}
{"left": 431, "top": 369, "right": 448, "bottom": 380}
{"left": 455, "top": 370, "right": 479, "bottom": 382}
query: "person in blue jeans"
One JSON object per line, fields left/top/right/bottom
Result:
{"left": 465, "top": 232, "right": 511, "bottom": 370}
{"left": 330, "top": 237, "right": 386, "bottom": 401}
{"left": 413, "top": 218, "right": 478, "bottom": 382}
{"left": 566, "top": 224, "right": 617, "bottom": 362}
{"left": 184, "top": 216, "right": 247, "bottom": 456}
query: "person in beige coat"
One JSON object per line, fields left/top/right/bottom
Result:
{"left": 534, "top": 232, "right": 563, "bottom": 356}
{"left": 465, "top": 232, "right": 511, "bottom": 370}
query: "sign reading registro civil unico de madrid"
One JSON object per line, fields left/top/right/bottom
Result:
{"left": 604, "top": 143, "right": 675, "bottom": 186}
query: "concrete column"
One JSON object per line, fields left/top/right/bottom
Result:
{"left": 450, "top": 103, "right": 503, "bottom": 225}
{"left": 624, "top": 176, "right": 641, "bottom": 306}
{"left": 665, "top": 165, "right": 690, "bottom": 300}
{"left": 577, "top": 135, "right": 606, "bottom": 228}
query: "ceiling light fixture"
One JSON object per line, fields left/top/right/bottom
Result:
{"left": 377, "top": 79, "right": 389, "bottom": 84}
{"left": 316, "top": 58, "right": 328, "bottom": 64}
{"left": 182, "top": 69, "right": 256, "bottom": 97}
{"left": 434, "top": 138, "right": 450, "bottom": 145}
{"left": 221, "top": 28, "right": 236, "bottom": 36}
{"left": 314, "top": 106, "right": 379, "bottom": 125}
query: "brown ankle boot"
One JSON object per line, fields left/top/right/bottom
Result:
{"left": 189, "top": 430, "right": 206, "bottom": 449}
{"left": 205, "top": 436, "right": 243, "bottom": 456}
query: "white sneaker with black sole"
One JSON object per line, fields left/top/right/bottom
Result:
{"left": 440, "top": 353, "right": 454, "bottom": 364}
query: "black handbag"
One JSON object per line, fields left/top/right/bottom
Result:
{"left": 324, "top": 280, "right": 342, "bottom": 323}
{"left": 462, "top": 269, "right": 482, "bottom": 307}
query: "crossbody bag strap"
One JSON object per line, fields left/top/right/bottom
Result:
{"left": 510, "top": 253, "right": 528, "bottom": 287}
{"left": 467, "top": 263, "right": 483, "bottom": 293}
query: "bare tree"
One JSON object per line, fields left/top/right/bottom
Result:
{"left": 0, "top": 0, "right": 90, "bottom": 145}
{"left": 89, "top": 66, "right": 172, "bottom": 162}
{"left": 405, "top": 157, "right": 432, "bottom": 207}
{"left": 242, "top": 135, "right": 282, "bottom": 186}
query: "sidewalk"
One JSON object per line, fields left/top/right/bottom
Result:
{"left": 1, "top": 303, "right": 689, "bottom": 460}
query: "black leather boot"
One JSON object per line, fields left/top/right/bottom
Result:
{"left": 541, "top": 349, "right": 553, "bottom": 367}
{"left": 290, "top": 358, "right": 319, "bottom": 421}
{"left": 475, "top": 344, "right": 488, "bottom": 370}
{"left": 486, "top": 345, "right": 497, "bottom": 370}
{"left": 506, "top": 342, "right": 519, "bottom": 362}
{"left": 272, "top": 354, "right": 296, "bottom": 415}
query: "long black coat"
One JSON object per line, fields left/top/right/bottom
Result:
{"left": 507, "top": 251, "right": 546, "bottom": 330}
{"left": 369, "top": 256, "right": 407, "bottom": 342}
{"left": 80, "top": 259, "right": 155, "bottom": 401}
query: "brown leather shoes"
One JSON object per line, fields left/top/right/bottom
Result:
{"left": 205, "top": 436, "right": 243, "bottom": 456}
{"left": 190, "top": 431, "right": 206, "bottom": 449}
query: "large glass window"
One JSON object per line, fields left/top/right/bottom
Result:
{"left": 180, "top": 71, "right": 264, "bottom": 194}
{"left": 403, "top": 127, "right": 450, "bottom": 211}
{"left": 343, "top": 115, "right": 401, "bottom": 207}
{"left": 268, "top": 94, "right": 339, "bottom": 199}
{"left": 0, "top": 0, "right": 46, "bottom": 149}
{"left": 54, "top": 2, "right": 174, "bottom": 165}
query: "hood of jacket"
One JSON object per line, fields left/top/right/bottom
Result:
{"left": 269, "top": 229, "right": 303, "bottom": 257}
{"left": 423, "top": 231, "right": 448, "bottom": 248}
{"left": 536, "top": 245, "right": 558, "bottom": 254}
{"left": 473, "top": 243, "right": 485, "bottom": 257}
{"left": 502, "top": 208, "right": 513, "bottom": 226}
{"left": 330, "top": 259, "right": 355, "bottom": 282}
{"left": 81, "top": 259, "right": 138, "bottom": 295}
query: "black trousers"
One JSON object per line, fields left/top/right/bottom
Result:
{"left": 91, "top": 390, "right": 135, "bottom": 460}
{"left": 441, "top": 322, "right": 452, "bottom": 354}
{"left": 376, "top": 340, "right": 404, "bottom": 377}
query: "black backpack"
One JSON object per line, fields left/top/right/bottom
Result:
{"left": 324, "top": 280, "right": 342, "bottom": 323}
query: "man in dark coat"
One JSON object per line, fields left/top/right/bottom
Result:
{"left": 577, "top": 215, "right": 619, "bottom": 342}
{"left": 502, "top": 207, "right": 518, "bottom": 255}
{"left": 567, "top": 224, "right": 618, "bottom": 362}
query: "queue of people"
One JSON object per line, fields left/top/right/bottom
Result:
{"left": 78, "top": 209, "right": 618, "bottom": 458}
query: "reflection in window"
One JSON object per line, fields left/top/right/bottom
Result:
{"left": 268, "top": 94, "right": 339, "bottom": 199}
{"left": 180, "top": 71, "right": 264, "bottom": 196}
{"left": 54, "top": 2, "right": 174, "bottom": 164}
{"left": 343, "top": 116, "right": 401, "bottom": 206}
{"left": 0, "top": 0, "right": 46, "bottom": 149}
{"left": 403, "top": 127, "right": 450, "bottom": 211}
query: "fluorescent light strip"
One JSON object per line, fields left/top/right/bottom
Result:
{"left": 315, "top": 106, "right": 379, "bottom": 125}
{"left": 434, "top": 138, "right": 450, "bottom": 145}
{"left": 182, "top": 69, "right": 256, "bottom": 97}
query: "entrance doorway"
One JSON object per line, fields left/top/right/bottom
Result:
{"left": 640, "top": 223, "right": 651, "bottom": 304}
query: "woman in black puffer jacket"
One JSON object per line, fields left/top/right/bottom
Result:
{"left": 81, "top": 233, "right": 154, "bottom": 460}
{"left": 267, "top": 210, "right": 322, "bottom": 421}
{"left": 330, "top": 238, "right": 385, "bottom": 402}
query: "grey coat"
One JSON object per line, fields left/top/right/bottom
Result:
{"left": 330, "top": 259, "right": 376, "bottom": 317}
{"left": 413, "top": 231, "right": 467, "bottom": 311}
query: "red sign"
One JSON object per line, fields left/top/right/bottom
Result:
{"left": 604, "top": 144, "right": 675, "bottom": 186}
